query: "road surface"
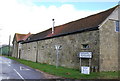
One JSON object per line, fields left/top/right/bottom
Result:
{"left": 0, "top": 56, "right": 46, "bottom": 80}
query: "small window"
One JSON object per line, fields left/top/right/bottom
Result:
{"left": 82, "top": 44, "right": 89, "bottom": 49}
{"left": 115, "top": 21, "right": 119, "bottom": 32}
{"left": 28, "top": 47, "right": 30, "bottom": 51}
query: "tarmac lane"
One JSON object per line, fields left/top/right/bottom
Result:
{"left": 0, "top": 56, "right": 46, "bottom": 80}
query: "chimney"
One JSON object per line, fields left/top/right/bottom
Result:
{"left": 52, "top": 19, "right": 55, "bottom": 34}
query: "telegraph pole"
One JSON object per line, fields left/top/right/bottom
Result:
{"left": 8, "top": 35, "right": 11, "bottom": 56}
{"left": 0, "top": 29, "right": 2, "bottom": 54}
{"left": 0, "top": 29, "right": 2, "bottom": 55}
{"left": 0, "top": 43, "right": 2, "bottom": 55}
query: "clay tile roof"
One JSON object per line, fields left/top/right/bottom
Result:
{"left": 15, "top": 33, "right": 31, "bottom": 42}
{"left": 23, "top": 5, "right": 118, "bottom": 43}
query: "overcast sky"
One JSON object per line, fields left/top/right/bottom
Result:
{"left": 0, "top": 0, "right": 119, "bottom": 45}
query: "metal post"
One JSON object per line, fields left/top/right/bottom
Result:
{"left": 80, "top": 58, "right": 81, "bottom": 71}
{"left": 89, "top": 59, "right": 91, "bottom": 73}
{"left": 56, "top": 49, "right": 59, "bottom": 68}
{"left": 55, "top": 45, "right": 62, "bottom": 68}
{"left": 89, "top": 59, "right": 90, "bottom": 67}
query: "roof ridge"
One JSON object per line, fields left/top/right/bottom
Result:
{"left": 33, "top": 5, "right": 117, "bottom": 36}
{"left": 55, "top": 5, "right": 118, "bottom": 28}
{"left": 23, "top": 5, "right": 117, "bottom": 43}
{"left": 15, "top": 33, "right": 27, "bottom": 35}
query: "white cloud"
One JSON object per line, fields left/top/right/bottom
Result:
{"left": 0, "top": 0, "right": 101, "bottom": 45}
{"left": 23, "top": 0, "right": 119, "bottom": 2}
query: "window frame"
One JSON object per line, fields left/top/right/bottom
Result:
{"left": 115, "top": 20, "right": 119, "bottom": 32}
{"left": 81, "top": 44, "right": 90, "bottom": 49}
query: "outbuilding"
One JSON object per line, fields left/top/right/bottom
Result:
{"left": 12, "top": 5, "right": 120, "bottom": 72}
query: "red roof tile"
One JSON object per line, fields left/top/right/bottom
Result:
{"left": 14, "top": 33, "right": 31, "bottom": 42}
{"left": 24, "top": 5, "right": 118, "bottom": 43}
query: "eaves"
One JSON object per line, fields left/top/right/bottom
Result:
{"left": 22, "top": 26, "right": 99, "bottom": 44}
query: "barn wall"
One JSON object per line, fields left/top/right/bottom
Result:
{"left": 20, "top": 30, "right": 99, "bottom": 70}
{"left": 20, "top": 42, "right": 37, "bottom": 62}
{"left": 99, "top": 7, "right": 119, "bottom": 72}
{"left": 37, "top": 30, "right": 99, "bottom": 70}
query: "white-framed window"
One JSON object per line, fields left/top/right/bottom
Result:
{"left": 115, "top": 21, "right": 119, "bottom": 32}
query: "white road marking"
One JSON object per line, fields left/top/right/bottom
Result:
{"left": 0, "top": 76, "right": 2, "bottom": 81}
{"left": 7, "top": 77, "right": 10, "bottom": 79}
{"left": 13, "top": 69, "right": 25, "bottom": 80}
{"left": 20, "top": 66, "right": 30, "bottom": 70}
{"left": 7, "top": 63, "right": 11, "bottom": 66}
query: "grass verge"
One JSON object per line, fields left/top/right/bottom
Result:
{"left": 6, "top": 56, "right": 119, "bottom": 79}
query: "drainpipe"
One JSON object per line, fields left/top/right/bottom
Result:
{"left": 36, "top": 41, "right": 38, "bottom": 63}
{"left": 17, "top": 43, "right": 19, "bottom": 58}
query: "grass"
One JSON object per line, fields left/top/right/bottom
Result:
{"left": 6, "top": 56, "right": 119, "bottom": 79}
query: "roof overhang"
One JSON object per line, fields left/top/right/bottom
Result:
{"left": 22, "top": 26, "right": 99, "bottom": 44}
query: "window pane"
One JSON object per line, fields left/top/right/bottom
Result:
{"left": 116, "top": 21, "right": 119, "bottom": 32}
{"left": 82, "top": 44, "right": 89, "bottom": 49}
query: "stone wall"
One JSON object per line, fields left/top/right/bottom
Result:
{"left": 12, "top": 41, "right": 18, "bottom": 58}
{"left": 99, "top": 6, "right": 119, "bottom": 72}
{"left": 118, "top": 5, "right": 120, "bottom": 71}
{"left": 99, "top": 20, "right": 119, "bottom": 71}
{"left": 20, "top": 42, "right": 37, "bottom": 62}
{"left": 21, "top": 30, "right": 100, "bottom": 70}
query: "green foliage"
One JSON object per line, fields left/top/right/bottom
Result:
{"left": 0, "top": 45, "right": 12, "bottom": 55}
{"left": 7, "top": 56, "right": 119, "bottom": 79}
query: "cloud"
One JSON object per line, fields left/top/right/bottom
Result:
{"left": 27, "top": 0, "right": 119, "bottom": 2}
{"left": 0, "top": 0, "right": 101, "bottom": 44}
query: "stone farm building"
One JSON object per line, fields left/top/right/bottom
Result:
{"left": 12, "top": 33, "right": 31, "bottom": 58}
{"left": 12, "top": 5, "right": 120, "bottom": 72}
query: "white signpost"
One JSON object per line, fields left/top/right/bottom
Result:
{"left": 79, "top": 52, "right": 92, "bottom": 74}
{"left": 81, "top": 66, "right": 90, "bottom": 74}
{"left": 55, "top": 45, "right": 61, "bottom": 68}
{"left": 79, "top": 52, "right": 92, "bottom": 58}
